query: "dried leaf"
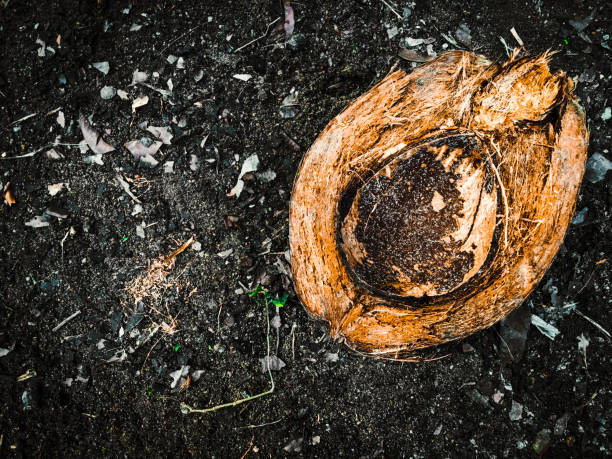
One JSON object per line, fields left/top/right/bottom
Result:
{"left": 78, "top": 114, "right": 115, "bottom": 154}
{"left": 259, "top": 355, "right": 286, "bottom": 372}
{"left": 25, "top": 216, "right": 50, "bottom": 228}
{"left": 228, "top": 154, "right": 259, "bottom": 197}
{"left": 92, "top": 61, "right": 110, "bottom": 75}
{"left": 531, "top": 314, "right": 560, "bottom": 340}
{"left": 398, "top": 48, "right": 432, "bottom": 63}
{"left": 3, "top": 182, "right": 15, "bottom": 206}
{"left": 131, "top": 69, "right": 148, "bottom": 85}
{"left": 131, "top": 95, "right": 149, "bottom": 112}
{"left": 232, "top": 74, "right": 252, "bottom": 82}
{"left": 283, "top": 3, "right": 295, "bottom": 39}
{"left": 146, "top": 126, "right": 173, "bottom": 145}
{"left": 124, "top": 139, "right": 162, "bottom": 158}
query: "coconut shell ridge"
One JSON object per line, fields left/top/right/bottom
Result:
{"left": 289, "top": 50, "right": 588, "bottom": 360}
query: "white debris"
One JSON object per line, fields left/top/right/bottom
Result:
{"left": 233, "top": 73, "right": 252, "bottom": 82}
{"left": 531, "top": 314, "right": 560, "bottom": 340}
{"left": 117, "top": 89, "right": 129, "bottom": 99}
{"left": 92, "top": 61, "right": 110, "bottom": 75}
{"left": 577, "top": 333, "right": 589, "bottom": 367}
{"left": 131, "top": 95, "right": 149, "bottom": 112}
{"left": 83, "top": 153, "right": 104, "bottom": 165}
{"left": 259, "top": 355, "right": 286, "bottom": 372}
{"left": 176, "top": 57, "right": 185, "bottom": 69}
{"left": 191, "top": 369, "right": 205, "bottom": 382}
{"left": 192, "top": 241, "right": 202, "bottom": 252}
{"left": 509, "top": 400, "right": 523, "bottom": 421}
{"left": 585, "top": 152, "right": 612, "bottom": 184}
{"left": 48, "top": 182, "right": 68, "bottom": 196}
{"left": 325, "top": 352, "right": 339, "bottom": 363}
{"left": 405, "top": 37, "right": 425, "bottom": 46}
{"left": 56, "top": 111, "right": 65, "bottom": 128}
{"left": 146, "top": 126, "right": 173, "bottom": 144}
{"left": 100, "top": 86, "right": 116, "bottom": 99}
{"left": 601, "top": 107, "right": 611, "bottom": 121}
{"left": 169, "top": 365, "right": 190, "bottom": 388}
{"left": 140, "top": 154, "right": 159, "bottom": 168}
{"left": 166, "top": 54, "right": 178, "bottom": 64}
{"left": 217, "top": 248, "right": 233, "bottom": 258}
{"left": 163, "top": 161, "right": 174, "bottom": 174}
{"left": 228, "top": 154, "right": 259, "bottom": 197}
{"left": 387, "top": 26, "right": 399, "bottom": 39}
{"left": 124, "top": 139, "right": 162, "bottom": 158}
{"left": 194, "top": 70, "right": 204, "bottom": 82}
{"left": 130, "top": 23, "right": 142, "bottom": 32}
{"left": 189, "top": 154, "right": 200, "bottom": 171}
{"left": 78, "top": 113, "right": 115, "bottom": 154}
{"left": 45, "top": 149, "right": 64, "bottom": 160}
{"left": 36, "top": 38, "right": 46, "bottom": 56}
{"left": 257, "top": 169, "right": 276, "bottom": 182}
{"left": 131, "top": 69, "right": 148, "bottom": 85}
{"left": 131, "top": 204, "right": 143, "bottom": 216}
{"left": 107, "top": 349, "right": 127, "bottom": 363}
{"left": 167, "top": 78, "right": 173, "bottom": 92}
{"left": 136, "top": 222, "right": 145, "bottom": 239}
{"left": 25, "top": 215, "right": 49, "bottom": 228}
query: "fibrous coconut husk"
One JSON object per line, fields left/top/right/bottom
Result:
{"left": 289, "top": 50, "right": 588, "bottom": 360}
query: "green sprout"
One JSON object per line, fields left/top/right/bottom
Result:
{"left": 173, "top": 344, "right": 180, "bottom": 352}
{"left": 122, "top": 235, "right": 128, "bottom": 242}
{"left": 249, "top": 284, "right": 288, "bottom": 308}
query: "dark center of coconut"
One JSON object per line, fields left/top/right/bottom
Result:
{"left": 340, "top": 134, "right": 497, "bottom": 298}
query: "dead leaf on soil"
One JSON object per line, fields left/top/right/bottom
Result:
{"left": 283, "top": 2, "right": 295, "bottom": 39}
{"left": 131, "top": 95, "right": 149, "bottom": 113}
{"left": 3, "top": 182, "right": 15, "bottom": 206}
{"left": 78, "top": 114, "right": 115, "bottom": 154}
{"left": 398, "top": 48, "right": 432, "bottom": 63}
{"left": 125, "top": 139, "right": 162, "bottom": 158}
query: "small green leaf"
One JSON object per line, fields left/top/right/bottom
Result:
{"left": 174, "top": 344, "right": 180, "bottom": 351}
{"left": 271, "top": 293, "right": 289, "bottom": 307}
{"left": 249, "top": 284, "right": 263, "bottom": 297}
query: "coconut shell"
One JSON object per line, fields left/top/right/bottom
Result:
{"left": 289, "top": 50, "right": 589, "bottom": 360}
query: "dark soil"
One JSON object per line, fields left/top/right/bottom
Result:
{"left": 1, "top": 0, "right": 610, "bottom": 457}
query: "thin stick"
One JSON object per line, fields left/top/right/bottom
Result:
{"left": 163, "top": 236, "right": 194, "bottom": 264}
{"left": 53, "top": 310, "right": 81, "bottom": 332}
{"left": 181, "top": 303, "right": 275, "bottom": 414}
{"left": 158, "top": 24, "right": 202, "bottom": 56}
{"left": 236, "top": 419, "right": 283, "bottom": 430}
{"left": 487, "top": 143, "right": 509, "bottom": 248}
{"left": 510, "top": 27, "right": 524, "bottom": 47}
{"left": 233, "top": 17, "right": 281, "bottom": 54}
{"left": 380, "top": 0, "right": 402, "bottom": 19}
{"left": 574, "top": 309, "right": 611, "bottom": 339}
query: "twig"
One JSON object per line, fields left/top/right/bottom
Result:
{"left": 236, "top": 419, "right": 283, "bottom": 430}
{"left": 574, "top": 309, "right": 611, "bottom": 340}
{"left": 115, "top": 174, "right": 142, "bottom": 204}
{"left": 216, "top": 296, "right": 225, "bottom": 337}
{"left": 380, "top": 0, "right": 402, "bottom": 20}
{"left": 499, "top": 36, "right": 512, "bottom": 56}
{"left": 240, "top": 436, "right": 254, "bottom": 459}
{"left": 486, "top": 142, "right": 509, "bottom": 249}
{"left": 163, "top": 236, "right": 194, "bottom": 264}
{"left": 233, "top": 17, "right": 281, "bottom": 53}
{"left": 510, "top": 27, "right": 524, "bottom": 47}
{"left": 181, "top": 301, "right": 275, "bottom": 414}
{"left": 158, "top": 24, "right": 203, "bottom": 56}
{"left": 52, "top": 310, "right": 81, "bottom": 332}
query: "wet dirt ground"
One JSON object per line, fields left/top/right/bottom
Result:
{"left": 0, "top": 0, "right": 610, "bottom": 457}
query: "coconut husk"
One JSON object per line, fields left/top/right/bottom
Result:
{"left": 289, "top": 50, "right": 588, "bottom": 360}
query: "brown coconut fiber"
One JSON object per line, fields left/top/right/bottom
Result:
{"left": 289, "top": 50, "right": 589, "bottom": 360}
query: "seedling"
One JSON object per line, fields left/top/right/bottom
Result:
{"left": 249, "top": 284, "right": 288, "bottom": 308}
{"left": 180, "top": 285, "right": 288, "bottom": 414}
